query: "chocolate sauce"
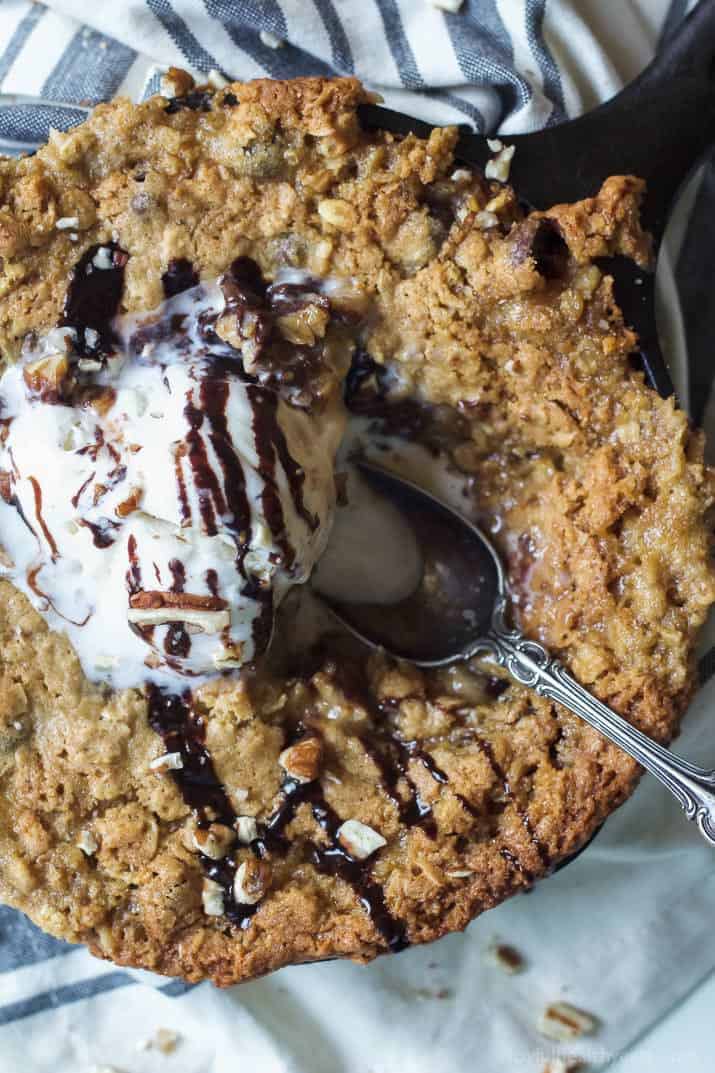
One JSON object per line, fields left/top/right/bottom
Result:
{"left": 147, "top": 686, "right": 235, "bottom": 821}
{"left": 26, "top": 563, "right": 90, "bottom": 627}
{"left": 183, "top": 395, "right": 228, "bottom": 536}
{"left": 146, "top": 685, "right": 265, "bottom": 926}
{"left": 205, "top": 568, "right": 219, "bottom": 597}
{"left": 62, "top": 243, "right": 129, "bottom": 359}
{"left": 267, "top": 279, "right": 329, "bottom": 316}
{"left": 162, "top": 258, "right": 199, "bottom": 298}
{"left": 308, "top": 793, "right": 409, "bottom": 953}
{"left": 266, "top": 402, "right": 319, "bottom": 532}
{"left": 361, "top": 735, "right": 439, "bottom": 838}
{"left": 71, "top": 471, "right": 96, "bottom": 510}
{"left": 165, "top": 558, "right": 190, "bottom": 658}
{"left": 220, "top": 256, "right": 268, "bottom": 323}
{"left": 200, "top": 378, "right": 253, "bottom": 546}
{"left": 344, "top": 348, "right": 473, "bottom": 452}
{"left": 472, "top": 735, "right": 551, "bottom": 870}
{"left": 146, "top": 687, "right": 409, "bottom": 948}
{"left": 28, "top": 476, "right": 58, "bottom": 560}
{"left": 173, "top": 443, "right": 191, "bottom": 527}
{"left": 126, "top": 533, "right": 142, "bottom": 593}
{"left": 256, "top": 773, "right": 409, "bottom": 952}
{"left": 217, "top": 258, "right": 336, "bottom": 405}
{"left": 344, "top": 349, "right": 434, "bottom": 442}
{"left": 80, "top": 517, "right": 120, "bottom": 548}
{"left": 250, "top": 389, "right": 298, "bottom": 572}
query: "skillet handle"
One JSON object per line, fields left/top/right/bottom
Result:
{"left": 461, "top": 0, "right": 715, "bottom": 242}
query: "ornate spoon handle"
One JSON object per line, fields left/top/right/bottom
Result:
{"left": 472, "top": 606, "right": 715, "bottom": 846}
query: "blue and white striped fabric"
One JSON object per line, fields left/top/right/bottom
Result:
{"left": 0, "top": 2, "right": 714, "bottom": 1071}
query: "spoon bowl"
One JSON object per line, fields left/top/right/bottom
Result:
{"left": 322, "top": 462, "right": 715, "bottom": 848}
{"left": 321, "top": 463, "right": 502, "bottom": 665}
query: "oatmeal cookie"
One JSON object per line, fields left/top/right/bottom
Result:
{"left": 0, "top": 74, "right": 712, "bottom": 984}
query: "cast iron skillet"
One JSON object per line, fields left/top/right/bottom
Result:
{"left": 359, "top": 0, "right": 715, "bottom": 406}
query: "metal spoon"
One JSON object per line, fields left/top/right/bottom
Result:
{"left": 323, "top": 462, "right": 715, "bottom": 847}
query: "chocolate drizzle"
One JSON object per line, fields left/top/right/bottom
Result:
{"left": 255, "top": 772, "right": 409, "bottom": 952}
{"left": 71, "top": 471, "right": 95, "bottom": 510}
{"left": 162, "top": 258, "right": 199, "bottom": 298}
{"left": 62, "top": 243, "right": 129, "bottom": 359}
{"left": 146, "top": 686, "right": 409, "bottom": 948}
{"left": 126, "top": 533, "right": 142, "bottom": 592}
{"left": 145, "top": 646, "right": 556, "bottom": 952}
{"left": 79, "top": 517, "right": 120, "bottom": 548}
{"left": 145, "top": 687, "right": 254, "bottom": 921}
{"left": 165, "top": 558, "right": 190, "bottom": 658}
{"left": 250, "top": 385, "right": 318, "bottom": 573}
{"left": 183, "top": 394, "right": 227, "bottom": 536}
{"left": 361, "top": 733, "right": 441, "bottom": 838}
{"left": 217, "top": 257, "right": 337, "bottom": 406}
{"left": 28, "top": 476, "right": 58, "bottom": 560}
{"left": 471, "top": 735, "right": 551, "bottom": 876}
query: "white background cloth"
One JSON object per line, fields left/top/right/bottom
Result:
{"left": 0, "top": 1, "right": 713, "bottom": 1070}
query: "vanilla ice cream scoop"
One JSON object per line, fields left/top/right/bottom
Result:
{"left": 0, "top": 273, "right": 345, "bottom": 688}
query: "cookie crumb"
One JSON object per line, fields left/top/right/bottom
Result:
{"left": 155, "top": 1027, "right": 181, "bottom": 1054}
{"left": 541, "top": 1059, "right": 586, "bottom": 1073}
{"left": 149, "top": 751, "right": 184, "bottom": 773}
{"left": 76, "top": 830, "right": 99, "bottom": 856}
{"left": 539, "top": 1002, "right": 598, "bottom": 1041}
{"left": 139, "top": 1027, "right": 182, "bottom": 1055}
{"left": 485, "top": 941, "right": 525, "bottom": 974}
{"left": 485, "top": 143, "right": 515, "bottom": 183}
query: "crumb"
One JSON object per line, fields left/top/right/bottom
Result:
{"left": 485, "top": 941, "right": 525, "bottom": 974}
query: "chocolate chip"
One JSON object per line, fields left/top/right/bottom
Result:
{"left": 164, "top": 90, "right": 212, "bottom": 115}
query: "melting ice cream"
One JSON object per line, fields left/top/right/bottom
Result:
{"left": 0, "top": 273, "right": 344, "bottom": 688}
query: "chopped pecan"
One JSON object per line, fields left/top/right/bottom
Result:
{"left": 279, "top": 735, "right": 323, "bottom": 783}
{"left": 233, "top": 858, "right": 271, "bottom": 904}
{"left": 129, "top": 590, "right": 227, "bottom": 611}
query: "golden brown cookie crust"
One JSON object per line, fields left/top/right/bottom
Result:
{"left": 0, "top": 75, "right": 713, "bottom": 985}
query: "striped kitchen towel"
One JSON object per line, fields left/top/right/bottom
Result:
{"left": 0, "top": 2, "right": 713, "bottom": 1072}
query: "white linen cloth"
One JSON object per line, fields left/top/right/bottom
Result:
{"left": 0, "top": 1, "right": 713, "bottom": 1070}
